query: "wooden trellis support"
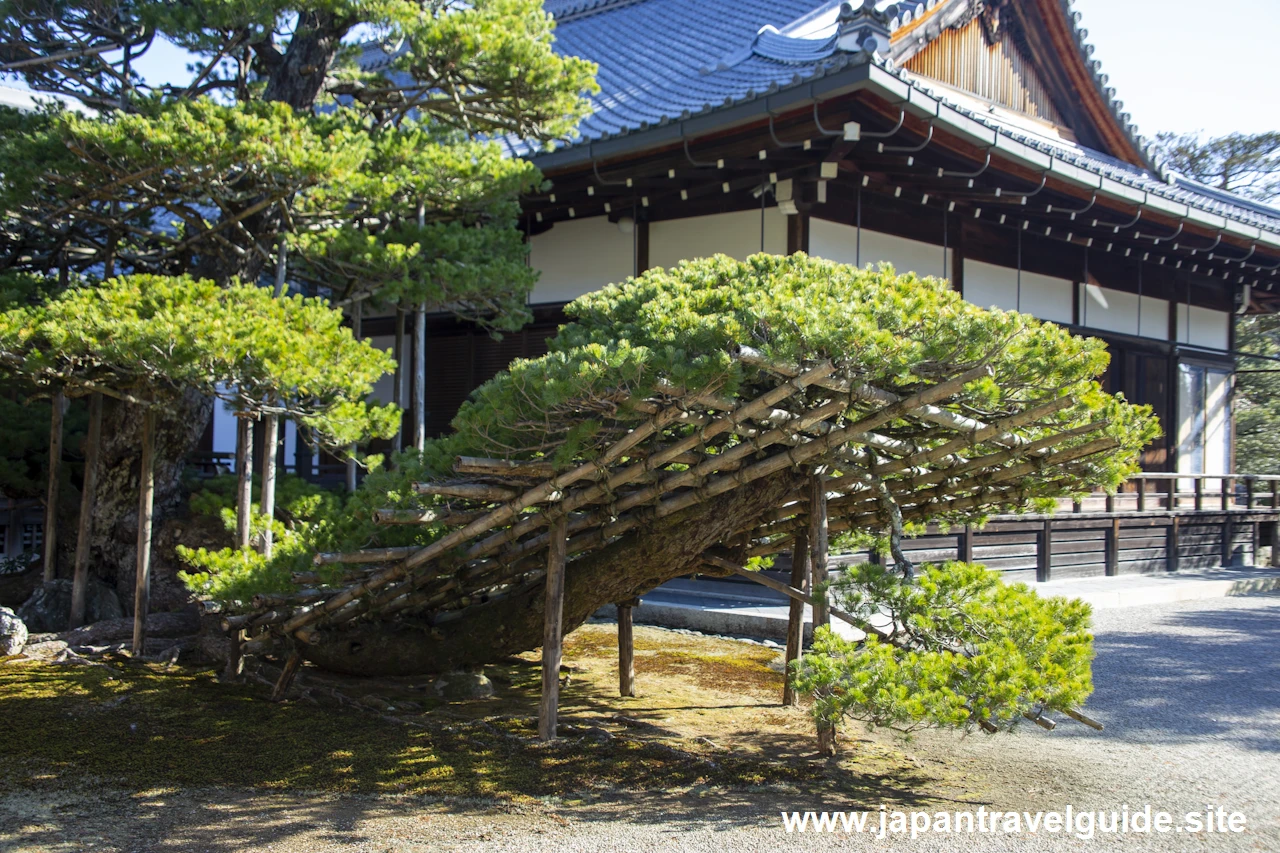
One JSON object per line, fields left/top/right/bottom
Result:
{"left": 539, "top": 515, "right": 568, "bottom": 741}
{"left": 617, "top": 597, "right": 639, "bottom": 698}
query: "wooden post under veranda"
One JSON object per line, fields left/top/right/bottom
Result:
{"left": 391, "top": 305, "right": 405, "bottom": 456}
{"left": 539, "top": 514, "right": 568, "bottom": 741}
{"left": 131, "top": 408, "right": 156, "bottom": 656}
{"left": 42, "top": 390, "right": 65, "bottom": 582}
{"left": 234, "top": 413, "right": 254, "bottom": 550}
{"left": 809, "top": 470, "right": 836, "bottom": 755}
{"left": 68, "top": 392, "right": 103, "bottom": 630}
{"left": 414, "top": 301, "right": 427, "bottom": 452}
{"left": 782, "top": 527, "right": 810, "bottom": 706}
{"left": 617, "top": 598, "right": 639, "bottom": 698}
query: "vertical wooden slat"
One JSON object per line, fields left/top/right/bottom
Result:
{"left": 42, "top": 390, "right": 64, "bottom": 582}
{"left": 235, "top": 415, "right": 253, "bottom": 550}
{"left": 960, "top": 523, "right": 974, "bottom": 563}
{"left": 1167, "top": 516, "right": 1180, "bottom": 573}
{"left": 131, "top": 409, "right": 156, "bottom": 656}
{"left": 783, "top": 527, "right": 809, "bottom": 707}
{"left": 69, "top": 392, "right": 103, "bottom": 630}
{"left": 1195, "top": 476, "right": 1204, "bottom": 511}
{"left": 539, "top": 514, "right": 568, "bottom": 741}
{"left": 617, "top": 597, "right": 637, "bottom": 698}
{"left": 1137, "top": 479, "right": 1147, "bottom": 513}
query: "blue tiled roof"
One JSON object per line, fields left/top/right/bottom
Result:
{"left": 356, "top": 0, "right": 1280, "bottom": 237}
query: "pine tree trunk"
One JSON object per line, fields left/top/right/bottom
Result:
{"left": 85, "top": 389, "right": 213, "bottom": 605}
{"left": 392, "top": 307, "right": 405, "bottom": 456}
{"left": 301, "top": 469, "right": 804, "bottom": 676}
{"left": 69, "top": 393, "right": 103, "bottom": 629}
{"left": 414, "top": 302, "right": 426, "bottom": 451}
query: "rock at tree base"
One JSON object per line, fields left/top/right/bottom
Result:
{"left": 434, "top": 671, "right": 494, "bottom": 700}
{"left": 17, "top": 579, "right": 124, "bottom": 633}
{"left": 0, "top": 606, "right": 28, "bottom": 655}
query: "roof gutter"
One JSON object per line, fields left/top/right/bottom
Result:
{"left": 530, "top": 59, "right": 1280, "bottom": 259}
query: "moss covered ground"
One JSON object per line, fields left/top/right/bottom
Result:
{"left": 0, "top": 624, "right": 950, "bottom": 805}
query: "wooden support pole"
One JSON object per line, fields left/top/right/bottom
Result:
{"left": 783, "top": 527, "right": 809, "bottom": 707}
{"left": 1107, "top": 518, "right": 1120, "bottom": 577}
{"left": 1272, "top": 520, "right": 1280, "bottom": 568}
{"left": 539, "top": 514, "right": 568, "bottom": 741}
{"left": 808, "top": 472, "right": 829, "bottom": 631}
{"left": 617, "top": 597, "right": 637, "bottom": 698}
{"left": 271, "top": 649, "right": 302, "bottom": 701}
{"left": 259, "top": 413, "right": 279, "bottom": 557}
{"left": 1167, "top": 516, "right": 1180, "bottom": 573}
{"left": 346, "top": 302, "right": 362, "bottom": 493}
{"left": 235, "top": 415, "right": 253, "bottom": 550}
{"left": 69, "top": 392, "right": 103, "bottom": 630}
{"left": 414, "top": 302, "right": 427, "bottom": 452}
{"left": 131, "top": 409, "right": 156, "bottom": 656}
{"left": 392, "top": 306, "right": 405, "bottom": 457}
{"left": 223, "top": 629, "right": 244, "bottom": 680}
{"left": 42, "top": 390, "right": 64, "bottom": 582}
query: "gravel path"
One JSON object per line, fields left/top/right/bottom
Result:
{"left": 2, "top": 593, "right": 1277, "bottom": 852}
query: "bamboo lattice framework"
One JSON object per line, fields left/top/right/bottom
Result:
{"left": 229, "top": 345, "right": 1124, "bottom": 659}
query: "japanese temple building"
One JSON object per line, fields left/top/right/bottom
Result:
{"left": 201, "top": 0, "right": 1280, "bottom": 579}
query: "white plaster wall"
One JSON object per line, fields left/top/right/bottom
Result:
{"left": 649, "top": 209, "right": 787, "bottom": 271}
{"left": 529, "top": 216, "right": 635, "bottom": 304}
{"left": 809, "top": 218, "right": 951, "bottom": 280}
{"left": 963, "top": 260, "right": 1073, "bottom": 324}
{"left": 212, "top": 384, "right": 237, "bottom": 460}
{"left": 1175, "top": 305, "right": 1231, "bottom": 351}
{"left": 1076, "top": 284, "right": 1169, "bottom": 339}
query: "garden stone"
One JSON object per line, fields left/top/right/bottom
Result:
{"left": 0, "top": 606, "right": 28, "bottom": 655}
{"left": 17, "top": 579, "right": 124, "bottom": 633}
{"left": 434, "top": 670, "right": 494, "bottom": 700}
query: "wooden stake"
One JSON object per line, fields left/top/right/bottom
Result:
{"left": 539, "top": 514, "right": 568, "bottom": 741}
{"left": 235, "top": 414, "right": 253, "bottom": 550}
{"left": 617, "top": 597, "right": 637, "bottom": 697}
{"left": 223, "top": 629, "right": 244, "bottom": 680}
{"left": 809, "top": 472, "right": 830, "bottom": 630}
{"left": 392, "top": 306, "right": 405, "bottom": 456}
{"left": 131, "top": 409, "right": 156, "bottom": 656}
{"left": 414, "top": 302, "right": 426, "bottom": 452}
{"left": 260, "top": 413, "right": 279, "bottom": 557}
{"left": 42, "top": 390, "right": 64, "bottom": 582}
{"left": 69, "top": 392, "right": 103, "bottom": 630}
{"left": 271, "top": 649, "right": 303, "bottom": 701}
{"left": 783, "top": 527, "right": 809, "bottom": 706}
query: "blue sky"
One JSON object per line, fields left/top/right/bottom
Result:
{"left": 1070, "top": 0, "right": 1278, "bottom": 138}
{"left": 14, "top": 1, "right": 1280, "bottom": 140}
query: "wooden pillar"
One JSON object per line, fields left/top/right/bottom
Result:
{"left": 414, "top": 302, "right": 427, "bottom": 451}
{"left": 42, "top": 390, "right": 64, "bottom": 582}
{"left": 235, "top": 415, "right": 253, "bottom": 550}
{"left": 808, "top": 473, "right": 829, "bottom": 631}
{"left": 1222, "top": 476, "right": 1234, "bottom": 567}
{"left": 960, "top": 524, "right": 974, "bottom": 563}
{"left": 617, "top": 597, "right": 638, "bottom": 698}
{"left": 783, "top": 527, "right": 810, "bottom": 706}
{"left": 68, "top": 392, "right": 103, "bottom": 630}
{"left": 259, "top": 414, "right": 279, "bottom": 557}
{"left": 635, "top": 219, "right": 650, "bottom": 275}
{"left": 1037, "top": 519, "right": 1052, "bottom": 583}
{"left": 539, "top": 514, "right": 568, "bottom": 741}
{"left": 131, "top": 409, "right": 156, "bottom": 656}
{"left": 1105, "top": 494, "right": 1119, "bottom": 577}
{"left": 1167, "top": 516, "right": 1180, "bottom": 573}
{"left": 786, "top": 212, "right": 809, "bottom": 256}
